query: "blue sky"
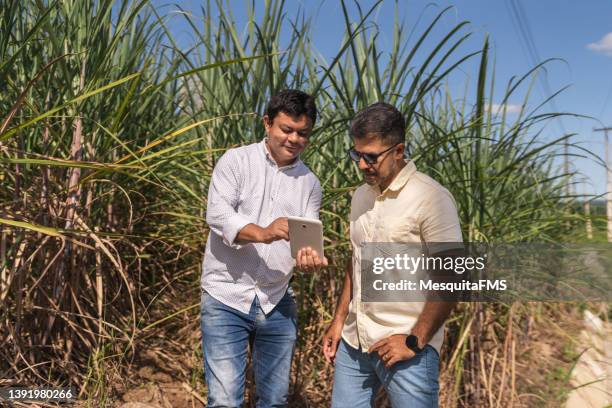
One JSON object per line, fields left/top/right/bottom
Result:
{"left": 158, "top": 0, "right": 612, "bottom": 197}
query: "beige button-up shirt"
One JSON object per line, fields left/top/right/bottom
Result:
{"left": 341, "top": 160, "right": 463, "bottom": 354}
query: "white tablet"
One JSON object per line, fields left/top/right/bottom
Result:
{"left": 288, "top": 216, "right": 324, "bottom": 259}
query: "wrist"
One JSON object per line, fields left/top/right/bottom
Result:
{"left": 257, "top": 226, "right": 270, "bottom": 243}
{"left": 331, "top": 315, "right": 346, "bottom": 327}
{"left": 405, "top": 333, "right": 425, "bottom": 353}
{"left": 409, "top": 327, "right": 429, "bottom": 349}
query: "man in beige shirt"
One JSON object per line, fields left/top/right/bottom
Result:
{"left": 323, "top": 103, "right": 463, "bottom": 408}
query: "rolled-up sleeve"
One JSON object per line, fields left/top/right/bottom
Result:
{"left": 304, "top": 178, "right": 322, "bottom": 219}
{"left": 206, "top": 150, "right": 253, "bottom": 248}
{"left": 420, "top": 189, "right": 463, "bottom": 244}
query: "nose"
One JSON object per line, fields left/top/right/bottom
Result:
{"left": 358, "top": 156, "right": 370, "bottom": 170}
{"left": 288, "top": 132, "right": 301, "bottom": 144}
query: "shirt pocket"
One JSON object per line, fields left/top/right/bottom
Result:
{"left": 387, "top": 216, "right": 420, "bottom": 242}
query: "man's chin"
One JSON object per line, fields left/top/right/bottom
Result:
{"left": 284, "top": 153, "right": 299, "bottom": 162}
{"left": 363, "top": 175, "right": 378, "bottom": 185}
{"left": 283, "top": 149, "right": 300, "bottom": 159}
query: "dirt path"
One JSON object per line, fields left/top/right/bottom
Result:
{"left": 114, "top": 349, "right": 207, "bottom": 408}
{"left": 565, "top": 309, "right": 612, "bottom": 408}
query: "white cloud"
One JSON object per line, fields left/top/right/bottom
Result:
{"left": 587, "top": 32, "right": 612, "bottom": 56}
{"left": 485, "top": 103, "right": 522, "bottom": 114}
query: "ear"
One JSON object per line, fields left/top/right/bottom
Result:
{"left": 263, "top": 115, "right": 272, "bottom": 132}
{"left": 395, "top": 143, "right": 405, "bottom": 159}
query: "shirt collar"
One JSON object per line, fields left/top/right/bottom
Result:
{"left": 369, "top": 160, "right": 417, "bottom": 195}
{"left": 260, "top": 138, "right": 300, "bottom": 170}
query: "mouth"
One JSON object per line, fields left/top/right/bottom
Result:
{"left": 363, "top": 172, "right": 377, "bottom": 181}
{"left": 284, "top": 145, "right": 299, "bottom": 154}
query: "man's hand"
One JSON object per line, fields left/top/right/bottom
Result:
{"left": 368, "top": 334, "right": 415, "bottom": 368}
{"left": 296, "top": 247, "right": 328, "bottom": 273}
{"left": 322, "top": 319, "right": 344, "bottom": 365}
{"left": 260, "top": 217, "right": 289, "bottom": 243}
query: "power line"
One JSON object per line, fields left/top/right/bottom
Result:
{"left": 507, "top": 0, "right": 566, "bottom": 133}
{"left": 506, "top": 0, "right": 571, "bottom": 195}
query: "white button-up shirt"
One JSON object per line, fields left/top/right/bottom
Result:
{"left": 201, "top": 139, "right": 322, "bottom": 314}
{"left": 342, "top": 160, "right": 463, "bottom": 354}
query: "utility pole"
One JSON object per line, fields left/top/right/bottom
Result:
{"left": 582, "top": 178, "right": 593, "bottom": 240}
{"left": 594, "top": 127, "right": 612, "bottom": 242}
{"left": 565, "top": 142, "right": 571, "bottom": 197}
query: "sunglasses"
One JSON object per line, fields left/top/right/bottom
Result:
{"left": 348, "top": 143, "right": 400, "bottom": 165}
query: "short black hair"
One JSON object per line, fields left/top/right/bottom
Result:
{"left": 265, "top": 89, "right": 317, "bottom": 126}
{"left": 350, "top": 102, "right": 405, "bottom": 145}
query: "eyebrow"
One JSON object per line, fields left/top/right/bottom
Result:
{"left": 351, "top": 148, "right": 377, "bottom": 154}
{"left": 281, "top": 125, "right": 310, "bottom": 132}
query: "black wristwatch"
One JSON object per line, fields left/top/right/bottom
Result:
{"left": 405, "top": 334, "right": 424, "bottom": 354}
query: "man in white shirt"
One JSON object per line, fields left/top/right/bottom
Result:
{"left": 323, "top": 103, "right": 463, "bottom": 408}
{"left": 201, "top": 90, "right": 323, "bottom": 407}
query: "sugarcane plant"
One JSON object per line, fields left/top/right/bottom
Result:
{"left": 0, "top": 0, "right": 586, "bottom": 406}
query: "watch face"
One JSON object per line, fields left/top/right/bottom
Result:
{"left": 407, "top": 335, "right": 418, "bottom": 349}
{"left": 406, "top": 335, "right": 423, "bottom": 352}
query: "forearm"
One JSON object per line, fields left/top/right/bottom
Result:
{"left": 235, "top": 218, "right": 288, "bottom": 245}
{"left": 410, "top": 248, "right": 461, "bottom": 346}
{"left": 234, "top": 223, "right": 267, "bottom": 244}
{"left": 411, "top": 300, "right": 456, "bottom": 347}
{"left": 332, "top": 260, "right": 353, "bottom": 323}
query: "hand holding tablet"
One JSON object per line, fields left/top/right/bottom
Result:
{"left": 288, "top": 216, "right": 328, "bottom": 272}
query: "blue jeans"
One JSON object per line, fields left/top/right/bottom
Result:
{"left": 200, "top": 288, "right": 297, "bottom": 408}
{"left": 331, "top": 339, "right": 440, "bottom": 408}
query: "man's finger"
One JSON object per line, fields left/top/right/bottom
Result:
{"left": 296, "top": 249, "right": 304, "bottom": 268}
{"left": 310, "top": 250, "right": 319, "bottom": 268}
{"left": 311, "top": 250, "right": 326, "bottom": 269}
{"left": 323, "top": 343, "right": 331, "bottom": 363}
{"left": 377, "top": 345, "right": 390, "bottom": 358}
{"left": 323, "top": 337, "right": 336, "bottom": 364}
{"left": 305, "top": 248, "right": 315, "bottom": 270}
{"left": 304, "top": 249, "right": 312, "bottom": 271}
{"left": 311, "top": 250, "right": 319, "bottom": 263}
{"left": 301, "top": 252, "right": 310, "bottom": 271}
{"left": 328, "top": 339, "right": 339, "bottom": 363}
{"left": 329, "top": 338, "right": 339, "bottom": 354}
{"left": 369, "top": 338, "right": 387, "bottom": 353}
{"left": 306, "top": 254, "right": 315, "bottom": 269}
{"left": 385, "top": 356, "right": 400, "bottom": 368}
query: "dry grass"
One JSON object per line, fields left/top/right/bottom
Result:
{"left": 0, "top": 1, "right": 594, "bottom": 407}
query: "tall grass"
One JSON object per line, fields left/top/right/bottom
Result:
{"left": 0, "top": 0, "right": 189, "bottom": 391}
{"left": 0, "top": 0, "right": 585, "bottom": 406}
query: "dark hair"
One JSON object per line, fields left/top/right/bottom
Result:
{"left": 265, "top": 89, "right": 317, "bottom": 126}
{"left": 350, "top": 102, "right": 405, "bottom": 145}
